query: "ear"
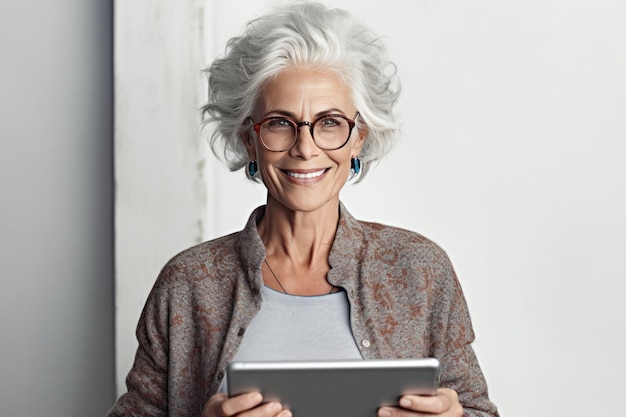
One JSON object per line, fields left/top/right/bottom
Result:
{"left": 240, "top": 123, "right": 257, "bottom": 161}
{"left": 352, "top": 124, "right": 368, "bottom": 156}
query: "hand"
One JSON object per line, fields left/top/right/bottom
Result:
{"left": 377, "top": 388, "right": 463, "bottom": 417}
{"left": 202, "top": 392, "right": 292, "bottom": 417}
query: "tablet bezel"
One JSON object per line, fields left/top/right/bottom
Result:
{"left": 227, "top": 358, "right": 440, "bottom": 417}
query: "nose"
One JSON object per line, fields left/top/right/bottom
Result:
{"left": 289, "top": 122, "right": 320, "bottom": 159}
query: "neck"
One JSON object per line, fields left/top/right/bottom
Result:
{"left": 256, "top": 196, "right": 341, "bottom": 295}
{"left": 258, "top": 196, "right": 340, "bottom": 266}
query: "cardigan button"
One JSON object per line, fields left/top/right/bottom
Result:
{"left": 361, "top": 339, "right": 371, "bottom": 348}
{"left": 217, "top": 371, "right": 224, "bottom": 380}
{"left": 237, "top": 327, "right": 246, "bottom": 337}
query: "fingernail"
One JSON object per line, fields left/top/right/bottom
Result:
{"left": 400, "top": 397, "right": 412, "bottom": 408}
{"left": 378, "top": 409, "right": 391, "bottom": 417}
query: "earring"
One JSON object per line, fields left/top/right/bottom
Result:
{"left": 247, "top": 160, "right": 258, "bottom": 178}
{"left": 350, "top": 157, "right": 361, "bottom": 175}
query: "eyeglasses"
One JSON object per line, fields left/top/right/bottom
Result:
{"left": 249, "top": 112, "right": 359, "bottom": 152}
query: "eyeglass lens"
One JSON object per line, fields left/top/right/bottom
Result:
{"left": 259, "top": 114, "right": 353, "bottom": 151}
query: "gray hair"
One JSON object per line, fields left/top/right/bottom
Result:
{"left": 201, "top": 1, "right": 401, "bottom": 180}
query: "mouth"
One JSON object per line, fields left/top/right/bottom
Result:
{"left": 283, "top": 168, "right": 328, "bottom": 179}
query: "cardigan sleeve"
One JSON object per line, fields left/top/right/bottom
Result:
{"left": 433, "top": 257, "right": 499, "bottom": 417}
{"left": 106, "top": 273, "right": 171, "bottom": 417}
{"left": 438, "top": 343, "right": 499, "bottom": 417}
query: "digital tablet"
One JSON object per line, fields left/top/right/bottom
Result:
{"left": 227, "top": 358, "right": 440, "bottom": 417}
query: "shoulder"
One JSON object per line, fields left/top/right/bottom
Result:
{"left": 135, "top": 231, "right": 248, "bottom": 331}
{"left": 146, "top": 207, "right": 265, "bottom": 301}
{"left": 151, "top": 231, "right": 244, "bottom": 293}
{"left": 357, "top": 219, "right": 452, "bottom": 267}
{"left": 169, "top": 231, "right": 240, "bottom": 269}
{"left": 165, "top": 205, "right": 265, "bottom": 275}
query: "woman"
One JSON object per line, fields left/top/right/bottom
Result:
{"left": 108, "top": 2, "right": 499, "bottom": 417}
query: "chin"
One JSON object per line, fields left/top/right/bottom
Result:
{"left": 276, "top": 193, "right": 340, "bottom": 214}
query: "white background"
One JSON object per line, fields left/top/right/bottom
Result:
{"left": 115, "top": 1, "right": 626, "bottom": 416}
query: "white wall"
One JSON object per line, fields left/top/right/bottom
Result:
{"left": 0, "top": 0, "right": 115, "bottom": 416}
{"left": 116, "top": 1, "right": 626, "bottom": 416}
{"left": 114, "top": 0, "right": 209, "bottom": 393}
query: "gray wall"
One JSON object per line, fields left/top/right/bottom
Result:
{"left": 0, "top": 0, "right": 115, "bottom": 415}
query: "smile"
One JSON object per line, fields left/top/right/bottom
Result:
{"left": 285, "top": 169, "right": 327, "bottom": 179}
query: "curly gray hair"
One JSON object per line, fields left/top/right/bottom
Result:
{"left": 201, "top": 1, "right": 401, "bottom": 181}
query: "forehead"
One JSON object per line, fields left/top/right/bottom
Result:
{"left": 259, "top": 67, "right": 355, "bottom": 115}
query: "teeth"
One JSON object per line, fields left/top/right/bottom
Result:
{"left": 287, "top": 169, "right": 326, "bottom": 179}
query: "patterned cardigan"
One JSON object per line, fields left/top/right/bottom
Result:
{"left": 107, "top": 204, "right": 499, "bottom": 417}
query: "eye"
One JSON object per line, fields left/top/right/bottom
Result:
{"left": 265, "top": 118, "right": 294, "bottom": 130}
{"left": 317, "top": 115, "right": 345, "bottom": 129}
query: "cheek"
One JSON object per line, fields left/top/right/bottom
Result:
{"left": 337, "top": 149, "right": 356, "bottom": 166}
{"left": 256, "top": 154, "right": 283, "bottom": 178}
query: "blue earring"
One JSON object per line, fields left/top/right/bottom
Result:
{"left": 350, "top": 157, "right": 361, "bottom": 175}
{"left": 247, "top": 160, "right": 258, "bottom": 178}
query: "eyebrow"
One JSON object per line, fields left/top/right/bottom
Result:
{"left": 262, "top": 108, "right": 346, "bottom": 120}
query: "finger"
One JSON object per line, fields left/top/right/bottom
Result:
{"left": 203, "top": 394, "right": 228, "bottom": 417}
{"left": 228, "top": 398, "right": 291, "bottom": 417}
{"left": 213, "top": 392, "right": 264, "bottom": 416}
{"left": 251, "top": 401, "right": 291, "bottom": 417}
{"left": 378, "top": 405, "right": 429, "bottom": 417}
{"left": 399, "top": 388, "right": 461, "bottom": 415}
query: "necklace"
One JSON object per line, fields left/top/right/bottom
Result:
{"left": 264, "top": 259, "right": 335, "bottom": 295}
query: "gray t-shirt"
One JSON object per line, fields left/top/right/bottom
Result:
{"left": 219, "top": 285, "right": 362, "bottom": 392}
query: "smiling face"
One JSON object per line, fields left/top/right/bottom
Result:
{"left": 242, "top": 67, "right": 366, "bottom": 214}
